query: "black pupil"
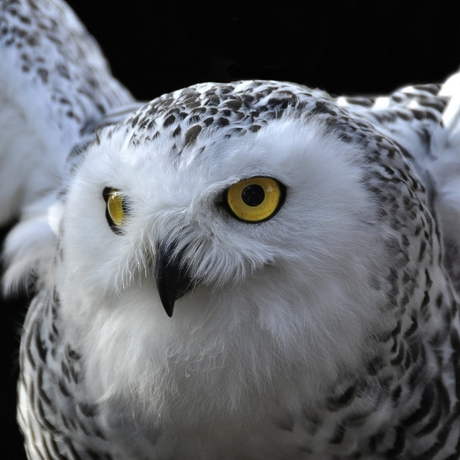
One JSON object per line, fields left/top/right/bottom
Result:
{"left": 241, "top": 184, "right": 265, "bottom": 207}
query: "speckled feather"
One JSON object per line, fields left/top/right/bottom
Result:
{"left": 4, "top": 2, "right": 460, "bottom": 460}
{"left": 0, "top": 0, "right": 133, "bottom": 225}
{"left": 12, "top": 77, "right": 460, "bottom": 459}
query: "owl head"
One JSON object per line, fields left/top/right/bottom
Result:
{"left": 7, "top": 81, "right": 414, "bottom": 414}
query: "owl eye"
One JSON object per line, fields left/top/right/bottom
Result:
{"left": 225, "top": 177, "right": 285, "bottom": 223}
{"left": 102, "top": 187, "right": 129, "bottom": 234}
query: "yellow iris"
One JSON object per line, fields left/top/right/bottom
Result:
{"left": 103, "top": 188, "right": 127, "bottom": 232}
{"left": 226, "top": 177, "right": 284, "bottom": 223}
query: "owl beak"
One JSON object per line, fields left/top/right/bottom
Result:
{"left": 154, "top": 242, "right": 194, "bottom": 317}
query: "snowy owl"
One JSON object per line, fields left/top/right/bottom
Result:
{"left": 4, "top": 1, "right": 460, "bottom": 459}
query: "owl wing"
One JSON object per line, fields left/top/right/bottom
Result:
{"left": 337, "top": 78, "right": 460, "bottom": 292}
{"left": 0, "top": 0, "right": 134, "bottom": 228}
{"left": 18, "top": 288, "right": 118, "bottom": 459}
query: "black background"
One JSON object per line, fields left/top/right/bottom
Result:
{"left": 2, "top": 0, "right": 460, "bottom": 458}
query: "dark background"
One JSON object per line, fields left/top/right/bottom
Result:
{"left": 72, "top": 0, "right": 460, "bottom": 101}
{"left": 2, "top": 0, "right": 460, "bottom": 458}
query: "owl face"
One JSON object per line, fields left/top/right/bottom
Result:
{"left": 62, "top": 119, "right": 385, "bottom": 332}
{"left": 55, "top": 83, "right": 393, "bottom": 412}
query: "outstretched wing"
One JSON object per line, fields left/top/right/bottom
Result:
{"left": 338, "top": 77, "right": 460, "bottom": 292}
{"left": 0, "top": 0, "right": 134, "bottom": 227}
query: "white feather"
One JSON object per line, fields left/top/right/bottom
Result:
{"left": 54, "top": 119, "right": 390, "bottom": 438}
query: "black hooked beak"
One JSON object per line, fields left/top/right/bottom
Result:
{"left": 154, "top": 242, "right": 194, "bottom": 317}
